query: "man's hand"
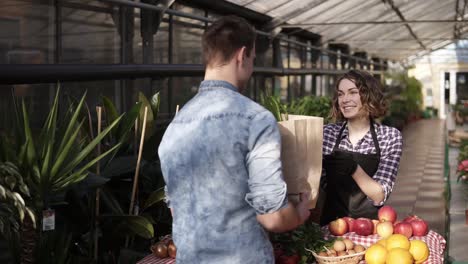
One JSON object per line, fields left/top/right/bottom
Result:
{"left": 296, "top": 192, "right": 311, "bottom": 224}
{"left": 257, "top": 192, "right": 311, "bottom": 233}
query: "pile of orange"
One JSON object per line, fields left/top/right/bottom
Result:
{"left": 365, "top": 234, "right": 429, "bottom": 264}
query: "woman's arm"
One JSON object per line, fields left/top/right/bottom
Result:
{"left": 353, "top": 127, "right": 403, "bottom": 205}
{"left": 352, "top": 166, "right": 385, "bottom": 204}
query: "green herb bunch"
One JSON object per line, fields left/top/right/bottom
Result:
{"left": 271, "top": 222, "right": 335, "bottom": 263}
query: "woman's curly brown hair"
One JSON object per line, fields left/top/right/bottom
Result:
{"left": 331, "top": 69, "right": 387, "bottom": 121}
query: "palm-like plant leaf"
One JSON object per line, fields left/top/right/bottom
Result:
{"left": 56, "top": 91, "right": 87, "bottom": 153}
{"left": 104, "top": 215, "right": 154, "bottom": 239}
{"left": 55, "top": 115, "right": 122, "bottom": 180}
{"left": 21, "top": 101, "right": 37, "bottom": 168}
{"left": 142, "top": 187, "right": 165, "bottom": 211}
{"left": 52, "top": 142, "right": 121, "bottom": 191}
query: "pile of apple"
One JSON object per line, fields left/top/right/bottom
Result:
{"left": 328, "top": 205, "right": 429, "bottom": 239}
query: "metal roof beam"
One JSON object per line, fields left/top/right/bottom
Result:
{"left": 454, "top": 0, "right": 468, "bottom": 39}
{"left": 382, "top": 0, "right": 427, "bottom": 50}
{"left": 281, "top": 19, "right": 467, "bottom": 26}
{"left": 264, "top": 0, "right": 328, "bottom": 31}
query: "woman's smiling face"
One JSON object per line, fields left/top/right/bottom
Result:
{"left": 337, "top": 78, "right": 368, "bottom": 120}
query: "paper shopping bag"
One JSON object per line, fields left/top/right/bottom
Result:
{"left": 278, "top": 115, "right": 323, "bottom": 209}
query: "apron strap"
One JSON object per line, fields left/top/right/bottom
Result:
{"left": 369, "top": 119, "right": 381, "bottom": 157}
{"left": 332, "top": 119, "right": 381, "bottom": 157}
{"left": 332, "top": 122, "right": 348, "bottom": 152}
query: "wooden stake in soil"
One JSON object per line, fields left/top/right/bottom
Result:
{"left": 129, "top": 106, "right": 148, "bottom": 215}
{"left": 94, "top": 106, "right": 102, "bottom": 261}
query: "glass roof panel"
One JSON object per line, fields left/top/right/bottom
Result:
{"left": 226, "top": 0, "right": 460, "bottom": 61}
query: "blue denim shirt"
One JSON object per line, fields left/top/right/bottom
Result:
{"left": 158, "top": 80, "right": 288, "bottom": 264}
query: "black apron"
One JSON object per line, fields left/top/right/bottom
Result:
{"left": 320, "top": 120, "right": 381, "bottom": 226}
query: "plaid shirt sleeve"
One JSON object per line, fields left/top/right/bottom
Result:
{"left": 373, "top": 126, "right": 403, "bottom": 205}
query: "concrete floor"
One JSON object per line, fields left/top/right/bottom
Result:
{"left": 386, "top": 119, "right": 468, "bottom": 263}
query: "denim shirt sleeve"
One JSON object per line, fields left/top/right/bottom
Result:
{"left": 164, "top": 185, "right": 171, "bottom": 208}
{"left": 245, "top": 110, "right": 288, "bottom": 214}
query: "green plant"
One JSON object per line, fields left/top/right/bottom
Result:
{"left": 457, "top": 139, "right": 468, "bottom": 182}
{"left": 1, "top": 86, "right": 124, "bottom": 263}
{"left": 260, "top": 92, "right": 288, "bottom": 121}
{"left": 288, "top": 96, "right": 332, "bottom": 123}
{"left": 0, "top": 162, "right": 36, "bottom": 263}
{"left": 271, "top": 222, "right": 334, "bottom": 264}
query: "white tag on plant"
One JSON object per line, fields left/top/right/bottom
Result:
{"left": 42, "top": 209, "right": 55, "bottom": 231}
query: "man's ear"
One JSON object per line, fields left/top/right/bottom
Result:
{"left": 236, "top": 46, "right": 247, "bottom": 65}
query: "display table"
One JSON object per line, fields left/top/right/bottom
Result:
{"left": 322, "top": 227, "right": 446, "bottom": 264}
{"left": 136, "top": 255, "right": 174, "bottom": 264}
{"left": 137, "top": 228, "right": 446, "bottom": 264}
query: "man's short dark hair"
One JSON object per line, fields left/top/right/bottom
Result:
{"left": 202, "top": 15, "right": 256, "bottom": 67}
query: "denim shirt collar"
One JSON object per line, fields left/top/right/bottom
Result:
{"left": 199, "top": 80, "right": 238, "bottom": 92}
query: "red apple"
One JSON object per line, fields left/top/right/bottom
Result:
{"left": 378, "top": 205, "right": 397, "bottom": 223}
{"left": 394, "top": 222, "right": 413, "bottom": 238}
{"left": 403, "top": 214, "right": 419, "bottom": 223}
{"left": 343, "top": 217, "right": 355, "bottom": 232}
{"left": 410, "top": 218, "right": 429, "bottom": 236}
{"left": 353, "top": 218, "right": 374, "bottom": 236}
{"left": 371, "top": 219, "right": 380, "bottom": 234}
{"left": 329, "top": 218, "right": 348, "bottom": 236}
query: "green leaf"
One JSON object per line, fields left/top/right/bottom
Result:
{"left": 57, "top": 115, "right": 122, "bottom": 179}
{"left": 25, "top": 207, "right": 36, "bottom": 229}
{"left": 117, "top": 102, "right": 141, "bottom": 145}
{"left": 21, "top": 101, "right": 37, "bottom": 168}
{"left": 150, "top": 92, "right": 161, "bottom": 120}
{"left": 0, "top": 185, "right": 6, "bottom": 199}
{"left": 18, "top": 183, "right": 30, "bottom": 197}
{"left": 56, "top": 91, "right": 87, "bottom": 155}
{"left": 12, "top": 192, "right": 25, "bottom": 207}
{"left": 52, "top": 143, "right": 122, "bottom": 191}
{"left": 49, "top": 120, "right": 84, "bottom": 180}
{"left": 102, "top": 96, "right": 119, "bottom": 126}
{"left": 142, "top": 187, "right": 165, "bottom": 210}
{"left": 100, "top": 188, "right": 124, "bottom": 215}
{"left": 104, "top": 215, "right": 154, "bottom": 239}
{"left": 102, "top": 96, "right": 119, "bottom": 141}
{"left": 39, "top": 86, "right": 59, "bottom": 164}
{"left": 5, "top": 175, "right": 16, "bottom": 190}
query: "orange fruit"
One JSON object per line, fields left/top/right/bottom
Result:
{"left": 409, "top": 240, "right": 430, "bottom": 264}
{"left": 377, "top": 238, "right": 387, "bottom": 247}
{"left": 386, "top": 234, "right": 410, "bottom": 251}
{"left": 365, "top": 244, "right": 387, "bottom": 264}
{"left": 386, "top": 248, "right": 413, "bottom": 264}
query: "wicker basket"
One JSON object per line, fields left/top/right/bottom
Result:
{"left": 309, "top": 250, "right": 365, "bottom": 264}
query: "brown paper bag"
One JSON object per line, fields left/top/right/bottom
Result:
{"left": 278, "top": 115, "right": 323, "bottom": 209}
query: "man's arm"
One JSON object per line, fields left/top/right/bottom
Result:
{"left": 256, "top": 193, "right": 310, "bottom": 233}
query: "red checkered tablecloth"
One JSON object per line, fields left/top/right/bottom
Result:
{"left": 321, "top": 227, "right": 446, "bottom": 264}
{"left": 136, "top": 254, "right": 175, "bottom": 264}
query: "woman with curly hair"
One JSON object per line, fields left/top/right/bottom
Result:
{"left": 320, "top": 70, "right": 403, "bottom": 225}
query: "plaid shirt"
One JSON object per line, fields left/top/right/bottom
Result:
{"left": 322, "top": 121, "right": 403, "bottom": 205}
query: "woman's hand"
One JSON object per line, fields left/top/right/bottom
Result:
{"left": 352, "top": 165, "right": 385, "bottom": 205}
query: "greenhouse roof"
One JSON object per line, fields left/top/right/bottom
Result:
{"left": 225, "top": 0, "right": 466, "bottom": 63}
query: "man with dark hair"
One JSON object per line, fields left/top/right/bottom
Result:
{"left": 158, "top": 15, "right": 310, "bottom": 263}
